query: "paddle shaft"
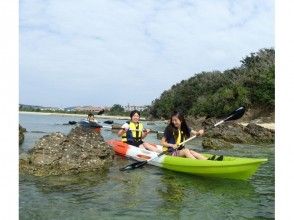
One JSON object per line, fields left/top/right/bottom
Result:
{"left": 214, "top": 106, "right": 245, "bottom": 125}
{"left": 154, "top": 135, "right": 198, "bottom": 158}
{"left": 101, "top": 125, "right": 158, "bottom": 133}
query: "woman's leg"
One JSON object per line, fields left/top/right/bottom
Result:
{"left": 177, "top": 148, "right": 196, "bottom": 159}
{"left": 189, "top": 150, "right": 207, "bottom": 160}
{"left": 138, "top": 144, "right": 145, "bottom": 150}
{"left": 142, "top": 142, "right": 161, "bottom": 153}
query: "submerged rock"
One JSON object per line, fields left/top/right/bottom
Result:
{"left": 19, "top": 126, "right": 114, "bottom": 176}
{"left": 19, "top": 124, "right": 26, "bottom": 145}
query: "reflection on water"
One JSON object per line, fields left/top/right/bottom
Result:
{"left": 19, "top": 113, "right": 274, "bottom": 219}
{"left": 152, "top": 169, "right": 262, "bottom": 219}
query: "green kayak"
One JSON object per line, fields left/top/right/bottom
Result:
{"left": 107, "top": 140, "right": 268, "bottom": 180}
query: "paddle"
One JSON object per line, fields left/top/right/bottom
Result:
{"left": 97, "top": 109, "right": 105, "bottom": 115}
{"left": 119, "top": 106, "right": 245, "bottom": 171}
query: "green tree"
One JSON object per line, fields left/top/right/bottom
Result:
{"left": 149, "top": 48, "right": 274, "bottom": 119}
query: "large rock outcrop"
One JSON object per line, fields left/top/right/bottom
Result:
{"left": 19, "top": 126, "right": 114, "bottom": 176}
{"left": 201, "top": 119, "right": 274, "bottom": 144}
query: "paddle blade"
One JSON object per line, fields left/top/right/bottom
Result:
{"left": 119, "top": 161, "right": 147, "bottom": 171}
{"left": 97, "top": 109, "right": 105, "bottom": 115}
{"left": 223, "top": 106, "right": 245, "bottom": 122}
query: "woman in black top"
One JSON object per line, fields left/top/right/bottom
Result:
{"left": 160, "top": 111, "right": 207, "bottom": 160}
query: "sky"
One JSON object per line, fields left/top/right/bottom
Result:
{"left": 19, "top": 0, "right": 274, "bottom": 108}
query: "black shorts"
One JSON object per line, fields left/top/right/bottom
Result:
{"left": 126, "top": 140, "right": 144, "bottom": 147}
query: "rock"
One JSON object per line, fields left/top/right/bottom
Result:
{"left": 111, "top": 123, "right": 123, "bottom": 130}
{"left": 186, "top": 116, "right": 207, "bottom": 130}
{"left": 202, "top": 138, "right": 234, "bottom": 150}
{"left": 203, "top": 119, "right": 275, "bottom": 144}
{"left": 147, "top": 122, "right": 155, "bottom": 125}
{"left": 239, "top": 108, "right": 274, "bottom": 123}
{"left": 243, "top": 123, "right": 275, "bottom": 143}
{"left": 19, "top": 152, "right": 29, "bottom": 161}
{"left": 157, "top": 131, "right": 164, "bottom": 140}
{"left": 19, "top": 124, "right": 26, "bottom": 145}
{"left": 19, "top": 126, "right": 114, "bottom": 176}
{"left": 19, "top": 124, "right": 27, "bottom": 133}
{"left": 205, "top": 122, "right": 254, "bottom": 143}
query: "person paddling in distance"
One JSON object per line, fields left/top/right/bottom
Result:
{"left": 87, "top": 113, "right": 98, "bottom": 123}
{"left": 118, "top": 110, "right": 161, "bottom": 153}
{"left": 161, "top": 111, "right": 223, "bottom": 160}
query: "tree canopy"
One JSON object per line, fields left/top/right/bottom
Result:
{"left": 149, "top": 48, "right": 275, "bottom": 119}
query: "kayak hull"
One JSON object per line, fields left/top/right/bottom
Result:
{"left": 107, "top": 140, "right": 267, "bottom": 180}
{"left": 159, "top": 155, "right": 266, "bottom": 180}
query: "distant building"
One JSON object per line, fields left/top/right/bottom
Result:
{"left": 40, "top": 107, "right": 64, "bottom": 111}
{"left": 73, "top": 106, "right": 104, "bottom": 113}
{"left": 124, "top": 104, "right": 149, "bottom": 112}
{"left": 19, "top": 104, "right": 64, "bottom": 111}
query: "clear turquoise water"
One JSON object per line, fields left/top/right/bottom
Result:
{"left": 19, "top": 113, "right": 274, "bottom": 219}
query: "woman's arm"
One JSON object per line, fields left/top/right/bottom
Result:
{"left": 161, "top": 136, "right": 176, "bottom": 148}
{"left": 117, "top": 123, "right": 129, "bottom": 137}
{"left": 117, "top": 129, "right": 126, "bottom": 137}
{"left": 190, "top": 129, "right": 204, "bottom": 136}
{"left": 141, "top": 129, "right": 150, "bottom": 139}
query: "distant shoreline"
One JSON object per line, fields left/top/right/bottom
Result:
{"left": 19, "top": 111, "right": 274, "bottom": 130}
{"left": 19, "top": 111, "right": 146, "bottom": 120}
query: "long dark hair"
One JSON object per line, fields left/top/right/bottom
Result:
{"left": 167, "top": 111, "right": 190, "bottom": 139}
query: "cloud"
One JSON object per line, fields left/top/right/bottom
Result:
{"left": 20, "top": 0, "right": 274, "bottom": 107}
